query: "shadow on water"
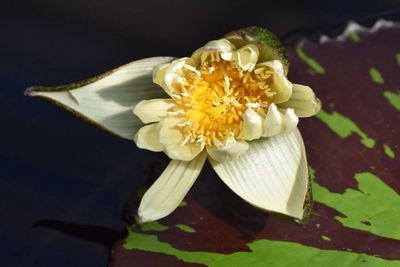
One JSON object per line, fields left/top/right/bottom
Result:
{"left": 32, "top": 220, "right": 123, "bottom": 258}
{"left": 192, "top": 161, "right": 270, "bottom": 240}
{"left": 122, "top": 156, "right": 170, "bottom": 225}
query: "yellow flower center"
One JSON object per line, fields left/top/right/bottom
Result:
{"left": 171, "top": 54, "right": 276, "bottom": 146}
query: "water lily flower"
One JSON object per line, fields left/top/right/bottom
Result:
{"left": 26, "top": 27, "right": 320, "bottom": 224}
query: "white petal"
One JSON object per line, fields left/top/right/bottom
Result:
{"left": 209, "top": 128, "right": 309, "bottom": 220}
{"left": 157, "top": 116, "right": 203, "bottom": 161}
{"left": 278, "top": 84, "right": 321, "bottom": 117}
{"left": 164, "top": 142, "right": 203, "bottom": 162}
{"left": 134, "top": 123, "right": 164, "bottom": 152}
{"left": 26, "top": 57, "right": 174, "bottom": 140}
{"left": 163, "top": 58, "right": 197, "bottom": 96}
{"left": 203, "top": 39, "right": 234, "bottom": 52}
{"left": 227, "top": 37, "right": 289, "bottom": 75}
{"left": 262, "top": 103, "right": 283, "bottom": 137}
{"left": 133, "top": 99, "right": 175, "bottom": 124}
{"left": 220, "top": 51, "right": 235, "bottom": 61}
{"left": 266, "top": 60, "right": 285, "bottom": 76}
{"left": 137, "top": 152, "right": 207, "bottom": 223}
{"left": 260, "top": 60, "right": 293, "bottom": 103}
{"left": 152, "top": 63, "right": 169, "bottom": 91}
{"left": 237, "top": 108, "right": 263, "bottom": 140}
{"left": 191, "top": 39, "right": 235, "bottom": 66}
{"left": 157, "top": 116, "right": 183, "bottom": 145}
{"left": 236, "top": 44, "right": 259, "bottom": 71}
{"left": 207, "top": 140, "right": 249, "bottom": 162}
{"left": 282, "top": 108, "right": 299, "bottom": 133}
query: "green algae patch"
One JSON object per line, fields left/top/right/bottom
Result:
{"left": 349, "top": 31, "right": 360, "bottom": 42}
{"left": 396, "top": 53, "right": 400, "bottom": 65}
{"left": 310, "top": 168, "right": 400, "bottom": 240}
{"left": 383, "top": 91, "right": 400, "bottom": 111}
{"left": 321, "top": 235, "right": 331, "bottom": 241}
{"left": 383, "top": 144, "right": 395, "bottom": 159}
{"left": 316, "top": 109, "right": 375, "bottom": 148}
{"left": 295, "top": 43, "right": 325, "bottom": 75}
{"left": 124, "top": 229, "right": 400, "bottom": 267}
{"left": 369, "top": 68, "right": 384, "bottom": 84}
{"left": 176, "top": 224, "right": 196, "bottom": 233}
{"left": 141, "top": 221, "right": 168, "bottom": 232}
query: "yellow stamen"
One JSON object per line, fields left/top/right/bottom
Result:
{"left": 170, "top": 59, "right": 273, "bottom": 146}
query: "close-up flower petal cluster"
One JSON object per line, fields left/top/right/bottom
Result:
{"left": 27, "top": 27, "right": 321, "bottom": 224}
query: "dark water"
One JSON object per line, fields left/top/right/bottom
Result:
{"left": 1, "top": 1, "right": 399, "bottom": 266}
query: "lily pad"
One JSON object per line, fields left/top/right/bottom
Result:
{"left": 109, "top": 19, "right": 400, "bottom": 266}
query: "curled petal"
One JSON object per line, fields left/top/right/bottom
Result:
{"left": 137, "top": 152, "right": 207, "bottom": 223}
{"left": 133, "top": 99, "right": 175, "bottom": 124}
{"left": 238, "top": 108, "right": 263, "bottom": 140}
{"left": 262, "top": 103, "right": 282, "bottom": 137}
{"left": 207, "top": 139, "right": 249, "bottom": 162}
{"left": 236, "top": 44, "right": 259, "bottom": 71}
{"left": 203, "top": 39, "right": 235, "bottom": 52}
{"left": 278, "top": 84, "right": 321, "bottom": 117}
{"left": 258, "top": 60, "right": 293, "bottom": 103}
{"left": 134, "top": 123, "right": 164, "bottom": 152}
{"left": 191, "top": 39, "right": 235, "bottom": 66}
{"left": 209, "top": 128, "right": 310, "bottom": 220}
{"left": 163, "top": 58, "right": 197, "bottom": 96}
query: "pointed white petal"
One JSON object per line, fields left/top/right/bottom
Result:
{"left": 278, "top": 84, "right": 321, "bottom": 117}
{"left": 238, "top": 108, "right": 263, "bottom": 140}
{"left": 152, "top": 63, "right": 170, "bottom": 91}
{"left": 133, "top": 99, "right": 175, "bottom": 124}
{"left": 134, "top": 123, "right": 164, "bottom": 152}
{"left": 26, "top": 57, "right": 174, "bottom": 140}
{"left": 262, "top": 104, "right": 282, "bottom": 137}
{"left": 207, "top": 140, "right": 249, "bottom": 162}
{"left": 138, "top": 152, "right": 207, "bottom": 223}
{"left": 209, "top": 128, "right": 310, "bottom": 220}
{"left": 283, "top": 108, "right": 299, "bottom": 133}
